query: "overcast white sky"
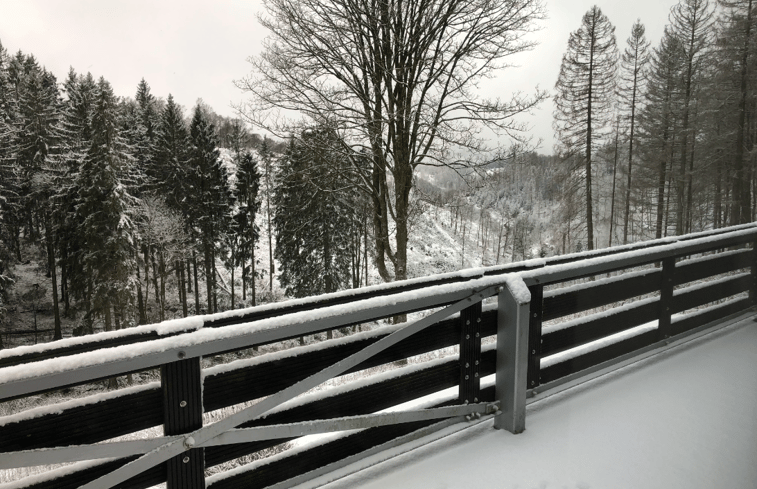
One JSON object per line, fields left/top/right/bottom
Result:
{"left": 1, "top": 0, "right": 682, "bottom": 154}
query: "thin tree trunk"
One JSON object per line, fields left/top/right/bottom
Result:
{"left": 180, "top": 260, "right": 188, "bottom": 317}
{"left": 251, "top": 241, "right": 257, "bottom": 306}
{"left": 44, "top": 218, "right": 61, "bottom": 340}
{"left": 609, "top": 118, "right": 620, "bottom": 247}
{"left": 192, "top": 253, "right": 200, "bottom": 314}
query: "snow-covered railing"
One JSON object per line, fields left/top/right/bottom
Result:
{"left": 0, "top": 224, "right": 755, "bottom": 489}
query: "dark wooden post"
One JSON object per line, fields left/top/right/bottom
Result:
{"left": 526, "top": 284, "right": 543, "bottom": 390}
{"left": 658, "top": 256, "right": 676, "bottom": 341}
{"left": 750, "top": 240, "right": 757, "bottom": 306}
{"left": 162, "top": 356, "right": 205, "bottom": 489}
{"left": 459, "top": 301, "right": 482, "bottom": 404}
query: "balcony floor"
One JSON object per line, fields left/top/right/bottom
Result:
{"left": 305, "top": 312, "right": 757, "bottom": 489}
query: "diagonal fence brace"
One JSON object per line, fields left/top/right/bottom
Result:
{"left": 80, "top": 284, "right": 501, "bottom": 489}
{"left": 1, "top": 402, "right": 501, "bottom": 470}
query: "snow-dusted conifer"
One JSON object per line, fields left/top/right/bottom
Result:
{"left": 187, "top": 104, "right": 231, "bottom": 313}
{"left": 234, "top": 150, "right": 261, "bottom": 305}
{"left": 273, "top": 127, "right": 354, "bottom": 299}
{"left": 75, "top": 77, "right": 137, "bottom": 332}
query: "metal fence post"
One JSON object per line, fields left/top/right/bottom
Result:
{"left": 162, "top": 356, "right": 205, "bottom": 489}
{"left": 494, "top": 278, "right": 531, "bottom": 434}
{"left": 459, "top": 301, "right": 482, "bottom": 404}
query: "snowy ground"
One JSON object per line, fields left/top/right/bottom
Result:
{"left": 300, "top": 313, "right": 757, "bottom": 489}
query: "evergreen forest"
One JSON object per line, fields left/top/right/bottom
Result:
{"left": 1, "top": 0, "right": 756, "bottom": 348}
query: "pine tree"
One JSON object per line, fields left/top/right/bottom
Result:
{"left": 152, "top": 94, "right": 194, "bottom": 316}
{"left": 187, "top": 104, "right": 231, "bottom": 313}
{"left": 154, "top": 94, "right": 191, "bottom": 208}
{"left": 57, "top": 70, "right": 98, "bottom": 320}
{"left": 235, "top": 151, "right": 261, "bottom": 305}
{"left": 273, "top": 128, "right": 355, "bottom": 299}
{"left": 130, "top": 78, "right": 160, "bottom": 193}
{"left": 75, "top": 77, "right": 137, "bottom": 332}
{"left": 554, "top": 6, "right": 618, "bottom": 250}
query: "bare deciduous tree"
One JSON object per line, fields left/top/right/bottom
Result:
{"left": 237, "top": 0, "right": 547, "bottom": 284}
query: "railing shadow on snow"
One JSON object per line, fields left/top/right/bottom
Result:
{"left": 0, "top": 223, "right": 756, "bottom": 489}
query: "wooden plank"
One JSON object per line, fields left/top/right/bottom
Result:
{"left": 539, "top": 330, "right": 658, "bottom": 384}
{"left": 526, "top": 229, "right": 757, "bottom": 287}
{"left": 205, "top": 350, "right": 496, "bottom": 469}
{"left": 671, "top": 274, "right": 752, "bottom": 314}
{"left": 204, "top": 317, "right": 458, "bottom": 412}
{"left": 673, "top": 249, "right": 752, "bottom": 286}
{"left": 204, "top": 358, "right": 458, "bottom": 468}
{"left": 670, "top": 298, "right": 752, "bottom": 336}
{"left": 540, "top": 299, "right": 659, "bottom": 357}
{"left": 0, "top": 330, "right": 193, "bottom": 369}
{"left": 203, "top": 226, "right": 756, "bottom": 329}
{"left": 0, "top": 387, "right": 162, "bottom": 452}
{"left": 20, "top": 456, "right": 163, "bottom": 489}
{"left": 208, "top": 385, "right": 497, "bottom": 489}
{"left": 542, "top": 269, "right": 661, "bottom": 321}
{"left": 203, "top": 309, "right": 498, "bottom": 414}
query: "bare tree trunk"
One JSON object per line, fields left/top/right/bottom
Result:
{"left": 251, "top": 241, "right": 257, "bottom": 306}
{"left": 192, "top": 253, "right": 200, "bottom": 314}
{"left": 44, "top": 218, "right": 61, "bottom": 340}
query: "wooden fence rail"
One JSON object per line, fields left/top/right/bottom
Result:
{"left": 1, "top": 224, "right": 756, "bottom": 489}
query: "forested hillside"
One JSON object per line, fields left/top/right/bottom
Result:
{"left": 2, "top": 0, "right": 756, "bottom": 349}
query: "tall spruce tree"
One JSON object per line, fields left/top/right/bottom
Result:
{"left": 153, "top": 94, "right": 194, "bottom": 316}
{"left": 554, "top": 6, "right": 618, "bottom": 250}
{"left": 273, "top": 128, "right": 355, "bottom": 299}
{"left": 235, "top": 151, "right": 261, "bottom": 305}
{"left": 75, "top": 77, "right": 136, "bottom": 332}
{"left": 187, "top": 104, "right": 231, "bottom": 313}
{"left": 57, "top": 70, "right": 98, "bottom": 320}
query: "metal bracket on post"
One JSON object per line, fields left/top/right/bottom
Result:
{"left": 526, "top": 284, "right": 543, "bottom": 391}
{"left": 494, "top": 277, "right": 531, "bottom": 434}
{"left": 658, "top": 257, "right": 675, "bottom": 341}
{"left": 162, "top": 357, "right": 205, "bottom": 489}
{"left": 459, "top": 300, "right": 482, "bottom": 404}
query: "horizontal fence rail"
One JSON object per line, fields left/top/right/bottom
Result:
{"left": 0, "top": 224, "right": 755, "bottom": 489}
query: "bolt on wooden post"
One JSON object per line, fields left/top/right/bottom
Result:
{"left": 162, "top": 354, "right": 205, "bottom": 488}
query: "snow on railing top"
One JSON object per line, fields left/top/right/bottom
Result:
{"left": 0, "top": 275, "right": 507, "bottom": 399}
{"left": 519, "top": 226, "right": 757, "bottom": 286}
{"left": 1, "top": 224, "right": 755, "bottom": 401}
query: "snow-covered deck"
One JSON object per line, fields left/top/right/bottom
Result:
{"left": 300, "top": 313, "right": 757, "bottom": 489}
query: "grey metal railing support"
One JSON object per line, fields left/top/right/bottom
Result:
{"left": 494, "top": 277, "right": 531, "bottom": 434}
